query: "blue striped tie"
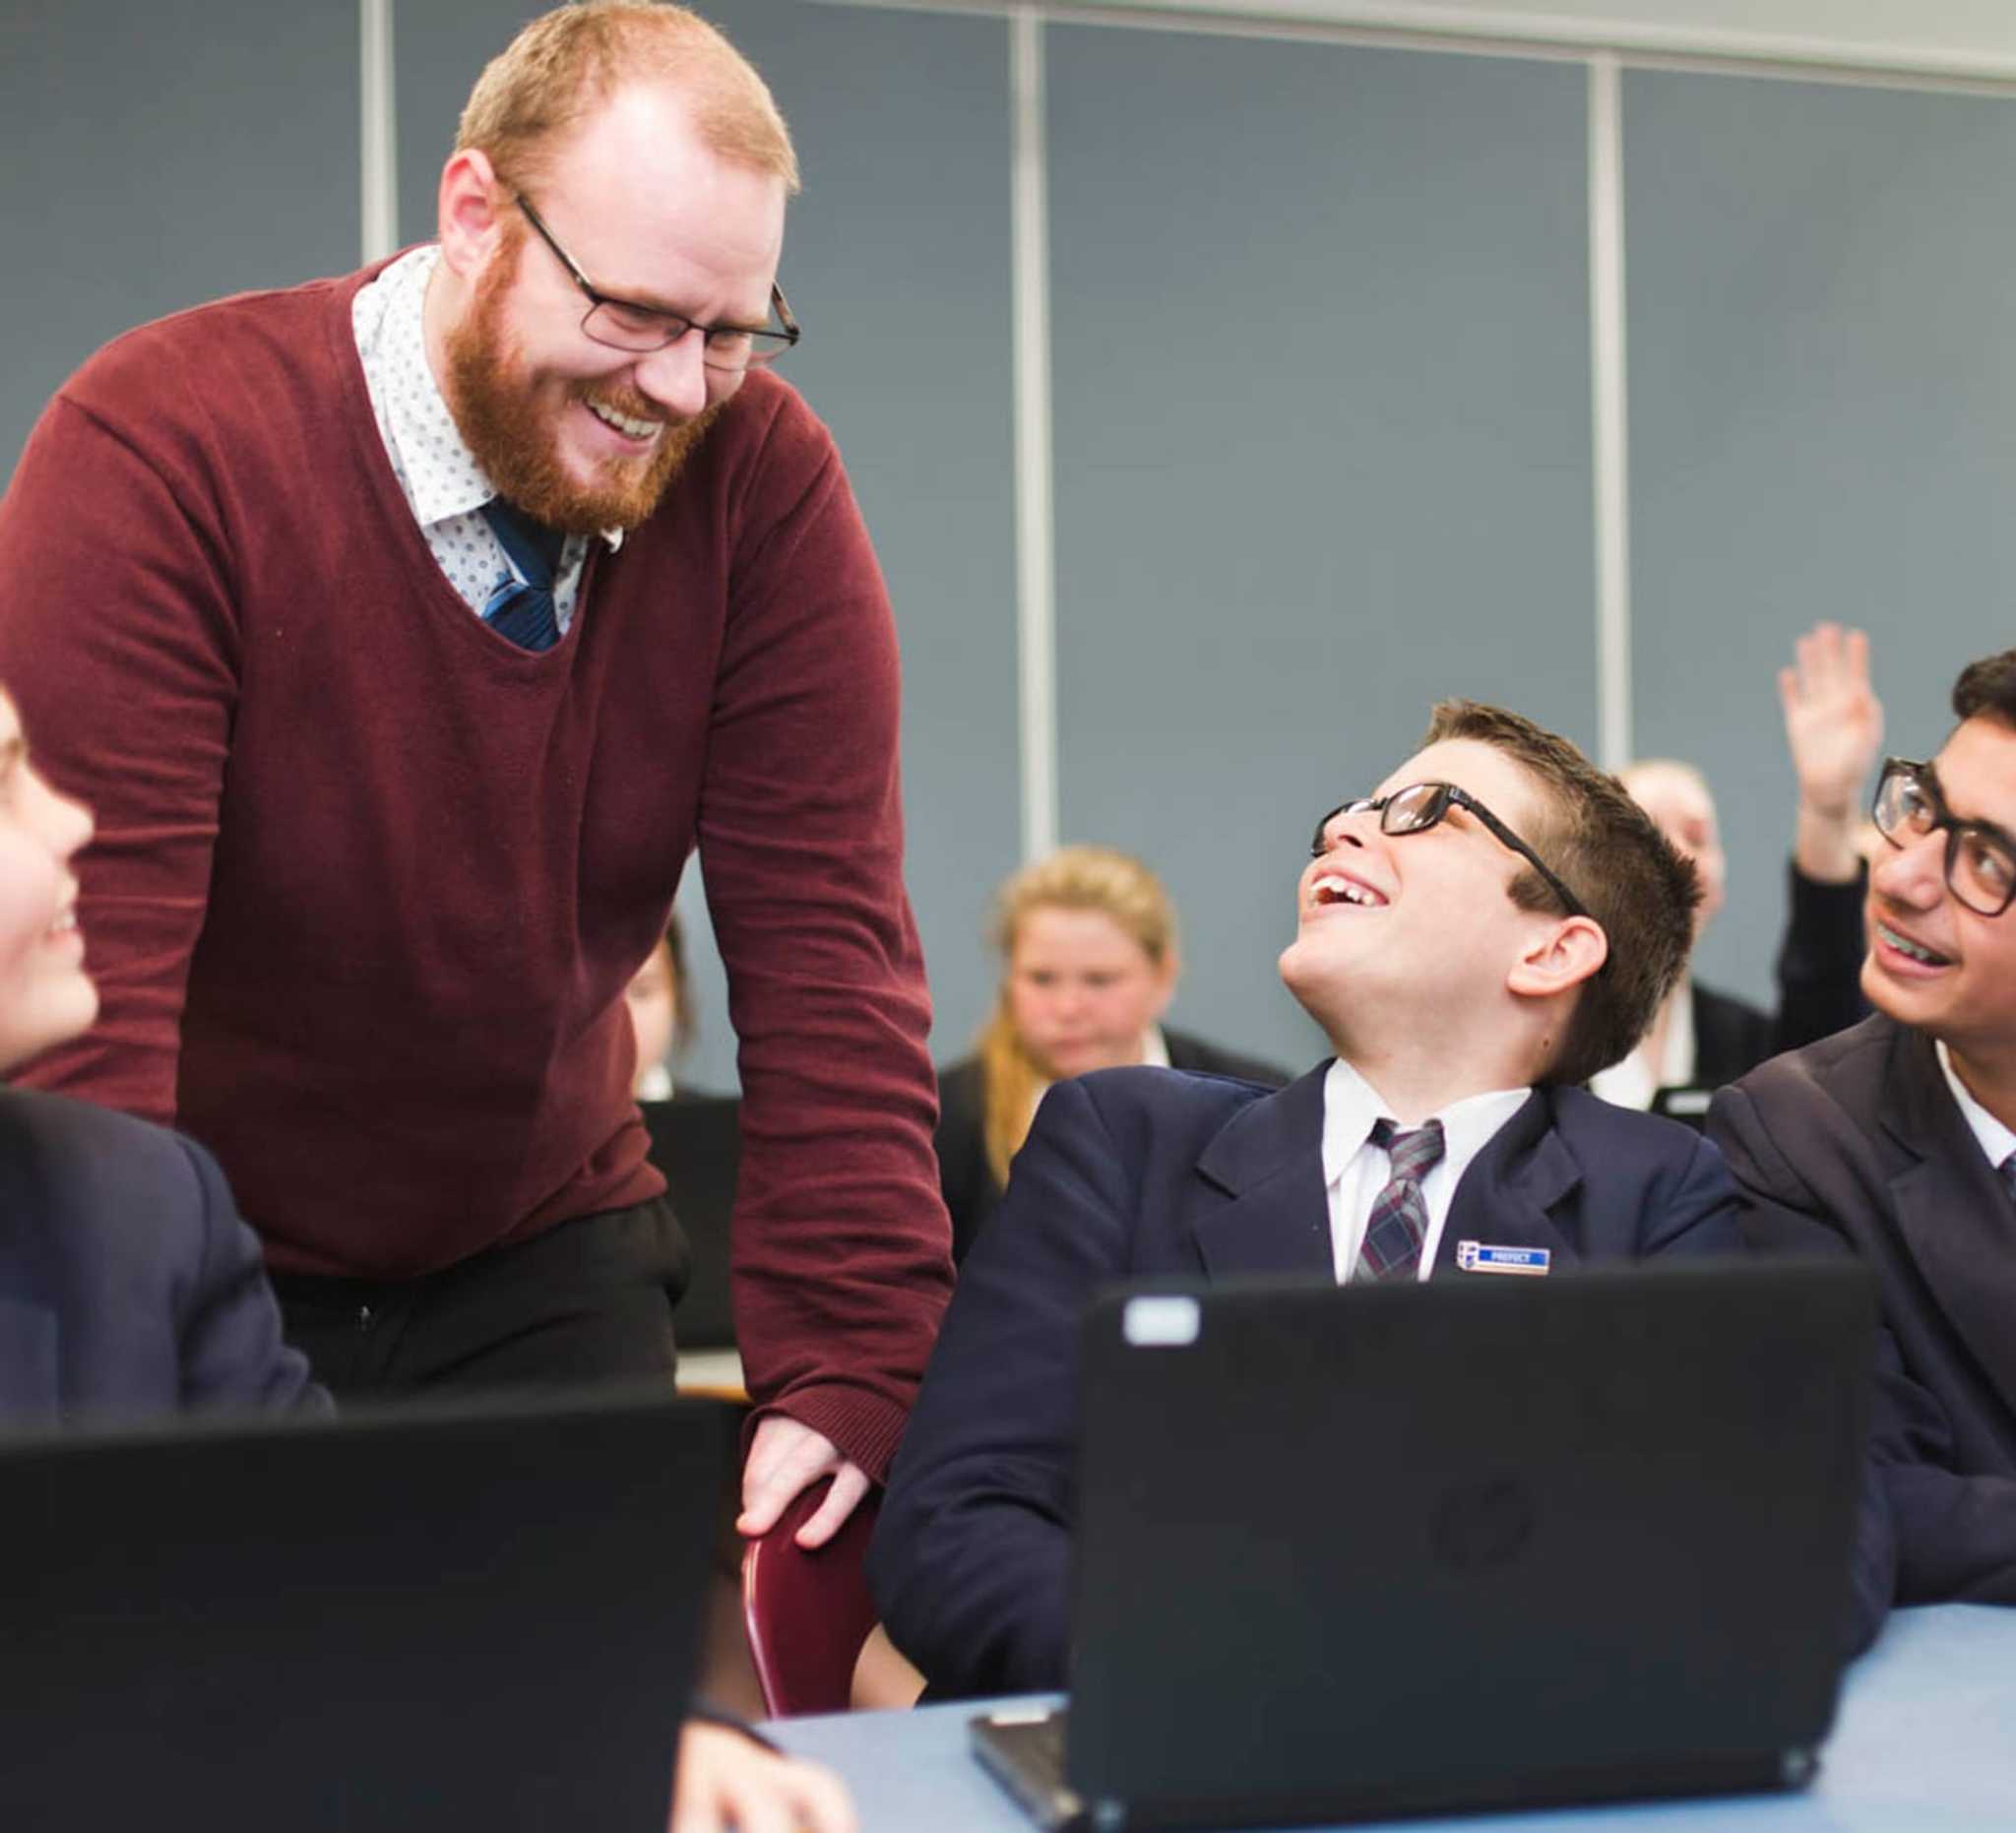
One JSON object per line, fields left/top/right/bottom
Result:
{"left": 479, "top": 498, "right": 566, "bottom": 653}
{"left": 1353, "top": 1117, "right": 1446, "bottom": 1284}
{"left": 2001, "top": 1151, "right": 2016, "bottom": 1209}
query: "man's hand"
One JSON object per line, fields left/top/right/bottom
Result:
{"left": 1779, "top": 621, "right": 1884, "bottom": 882}
{"left": 670, "top": 1722, "right": 857, "bottom": 1833}
{"left": 737, "top": 1415, "right": 873, "bottom": 1549}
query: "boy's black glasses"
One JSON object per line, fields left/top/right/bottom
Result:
{"left": 1310, "top": 781, "right": 1592, "bottom": 921}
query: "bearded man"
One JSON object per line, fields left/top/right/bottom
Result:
{"left": 0, "top": 1, "right": 952, "bottom": 1547}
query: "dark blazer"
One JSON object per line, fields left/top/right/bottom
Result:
{"left": 873, "top": 1062, "right": 1742, "bottom": 1698}
{"left": 933, "top": 1027, "right": 1293, "bottom": 1265}
{"left": 1710, "top": 1015, "right": 2016, "bottom": 1630}
{"left": 0, "top": 1089, "right": 325, "bottom": 1424}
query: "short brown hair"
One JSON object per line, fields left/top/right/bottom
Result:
{"left": 457, "top": 1, "right": 799, "bottom": 195}
{"left": 1953, "top": 650, "right": 2016, "bottom": 728}
{"left": 1422, "top": 701, "right": 1700, "bottom": 1086}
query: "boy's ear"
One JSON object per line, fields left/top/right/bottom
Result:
{"left": 1505, "top": 915, "right": 1608, "bottom": 1000}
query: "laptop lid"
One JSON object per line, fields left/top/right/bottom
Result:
{"left": 0, "top": 1386, "right": 731, "bottom": 1831}
{"left": 1062, "top": 1258, "right": 1875, "bottom": 1828}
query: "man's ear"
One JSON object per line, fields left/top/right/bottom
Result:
{"left": 1146, "top": 946, "right": 1180, "bottom": 1023}
{"left": 437, "top": 149, "right": 507, "bottom": 278}
{"left": 1505, "top": 915, "right": 1608, "bottom": 1000}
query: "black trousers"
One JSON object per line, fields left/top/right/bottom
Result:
{"left": 269, "top": 1196, "right": 691, "bottom": 1402}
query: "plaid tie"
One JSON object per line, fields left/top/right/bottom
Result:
{"left": 1353, "top": 1117, "right": 1447, "bottom": 1285}
{"left": 479, "top": 497, "right": 566, "bottom": 653}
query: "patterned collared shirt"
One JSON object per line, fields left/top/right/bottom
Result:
{"left": 351, "top": 245, "right": 621, "bottom": 636}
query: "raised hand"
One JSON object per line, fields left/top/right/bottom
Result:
{"left": 1779, "top": 622, "right": 1883, "bottom": 881}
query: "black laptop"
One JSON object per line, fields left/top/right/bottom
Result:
{"left": 0, "top": 1387, "right": 731, "bottom": 1830}
{"left": 974, "top": 1258, "right": 1875, "bottom": 1830}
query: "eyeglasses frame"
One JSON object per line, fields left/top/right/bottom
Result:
{"left": 1310, "top": 782, "right": 1594, "bottom": 922}
{"left": 514, "top": 192, "right": 800, "bottom": 369}
{"left": 1871, "top": 756, "right": 2016, "bottom": 918}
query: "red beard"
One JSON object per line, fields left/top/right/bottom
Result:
{"left": 443, "top": 241, "right": 719, "bottom": 536}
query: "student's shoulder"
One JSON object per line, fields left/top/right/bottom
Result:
{"left": 1547, "top": 1083, "right": 1721, "bottom": 1174}
{"left": 1065, "top": 1062, "right": 1286, "bottom": 1150}
{"left": 1733, "top": 1010, "right": 1898, "bottom": 1111}
{"left": 0, "top": 1089, "right": 216, "bottom": 1243}
{"left": 1164, "top": 1027, "right": 1296, "bottom": 1089}
{"left": 0, "top": 1084, "right": 191, "bottom": 1164}
{"left": 1726, "top": 1008, "right": 1911, "bottom": 1137}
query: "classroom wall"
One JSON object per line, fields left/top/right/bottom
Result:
{"left": 3, "top": 1, "right": 2011, "bottom": 1091}
{"left": 0, "top": 0, "right": 359, "bottom": 493}
{"left": 1129, "top": 0, "right": 2016, "bottom": 76}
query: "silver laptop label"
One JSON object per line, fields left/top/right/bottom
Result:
{"left": 1123, "top": 1295, "right": 1201, "bottom": 1346}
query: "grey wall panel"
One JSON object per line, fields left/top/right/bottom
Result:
{"left": 1048, "top": 27, "right": 1595, "bottom": 1075}
{"left": 1625, "top": 71, "right": 2016, "bottom": 1011}
{"left": 398, "top": 0, "right": 1017, "bottom": 1092}
{"left": 0, "top": 1, "right": 359, "bottom": 484}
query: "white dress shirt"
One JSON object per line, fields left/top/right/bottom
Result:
{"left": 1935, "top": 1040, "right": 2016, "bottom": 1178}
{"left": 350, "top": 245, "right": 620, "bottom": 636}
{"left": 1318, "top": 1058, "right": 1531, "bottom": 1283}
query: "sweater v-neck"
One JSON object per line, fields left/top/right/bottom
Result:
{"left": 322, "top": 252, "right": 599, "bottom": 671}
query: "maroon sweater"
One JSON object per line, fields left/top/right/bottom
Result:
{"left": 0, "top": 264, "right": 953, "bottom": 1477}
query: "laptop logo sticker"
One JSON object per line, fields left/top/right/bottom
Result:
{"left": 1431, "top": 1475, "right": 1536, "bottom": 1572}
{"left": 1455, "top": 1240, "right": 1550, "bottom": 1275}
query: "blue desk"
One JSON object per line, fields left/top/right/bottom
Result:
{"left": 772, "top": 1606, "right": 2015, "bottom": 1830}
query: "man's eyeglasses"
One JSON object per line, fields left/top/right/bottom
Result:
{"left": 515, "top": 194, "right": 800, "bottom": 372}
{"left": 1310, "top": 781, "right": 1592, "bottom": 921}
{"left": 1871, "top": 757, "right": 2016, "bottom": 917}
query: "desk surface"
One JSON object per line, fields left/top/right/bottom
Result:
{"left": 673, "top": 1347, "right": 744, "bottom": 1399}
{"left": 772, "top": 1605, "right": 2015, "bottom": 1831}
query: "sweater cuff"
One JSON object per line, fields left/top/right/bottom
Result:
{"left": 743, "top": 1381, "right": 912, "bottom": 1486}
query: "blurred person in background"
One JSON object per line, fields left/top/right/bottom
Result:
{"left": 628, "top": 911, "right": 691, "bottom": 1102}
{"left": 1597, "top": 622, "right": 1877, "bottom": 1121}
{"left": 934, "top": 846, "right": 1291, "bottom": 1264}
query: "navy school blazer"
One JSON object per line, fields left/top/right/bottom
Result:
{"left": 869, "top": 1061, "right": 1743, "bottom": 1699}
{"left": 0, "top": 1088, "right": 325, "bottom": 1424}
{"left": 1711, "top": 1015, "right": 2016, "bottom": 1628}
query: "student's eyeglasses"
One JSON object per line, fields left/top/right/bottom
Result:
{"left": 1871, "top": 757, "right": 2016, "bottom": 917}
{"left": 515, "top": 194, "right": 800, "bottom": 372}
{"left": 1310, "top": 781, "right": 1592, "bottom": 920}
